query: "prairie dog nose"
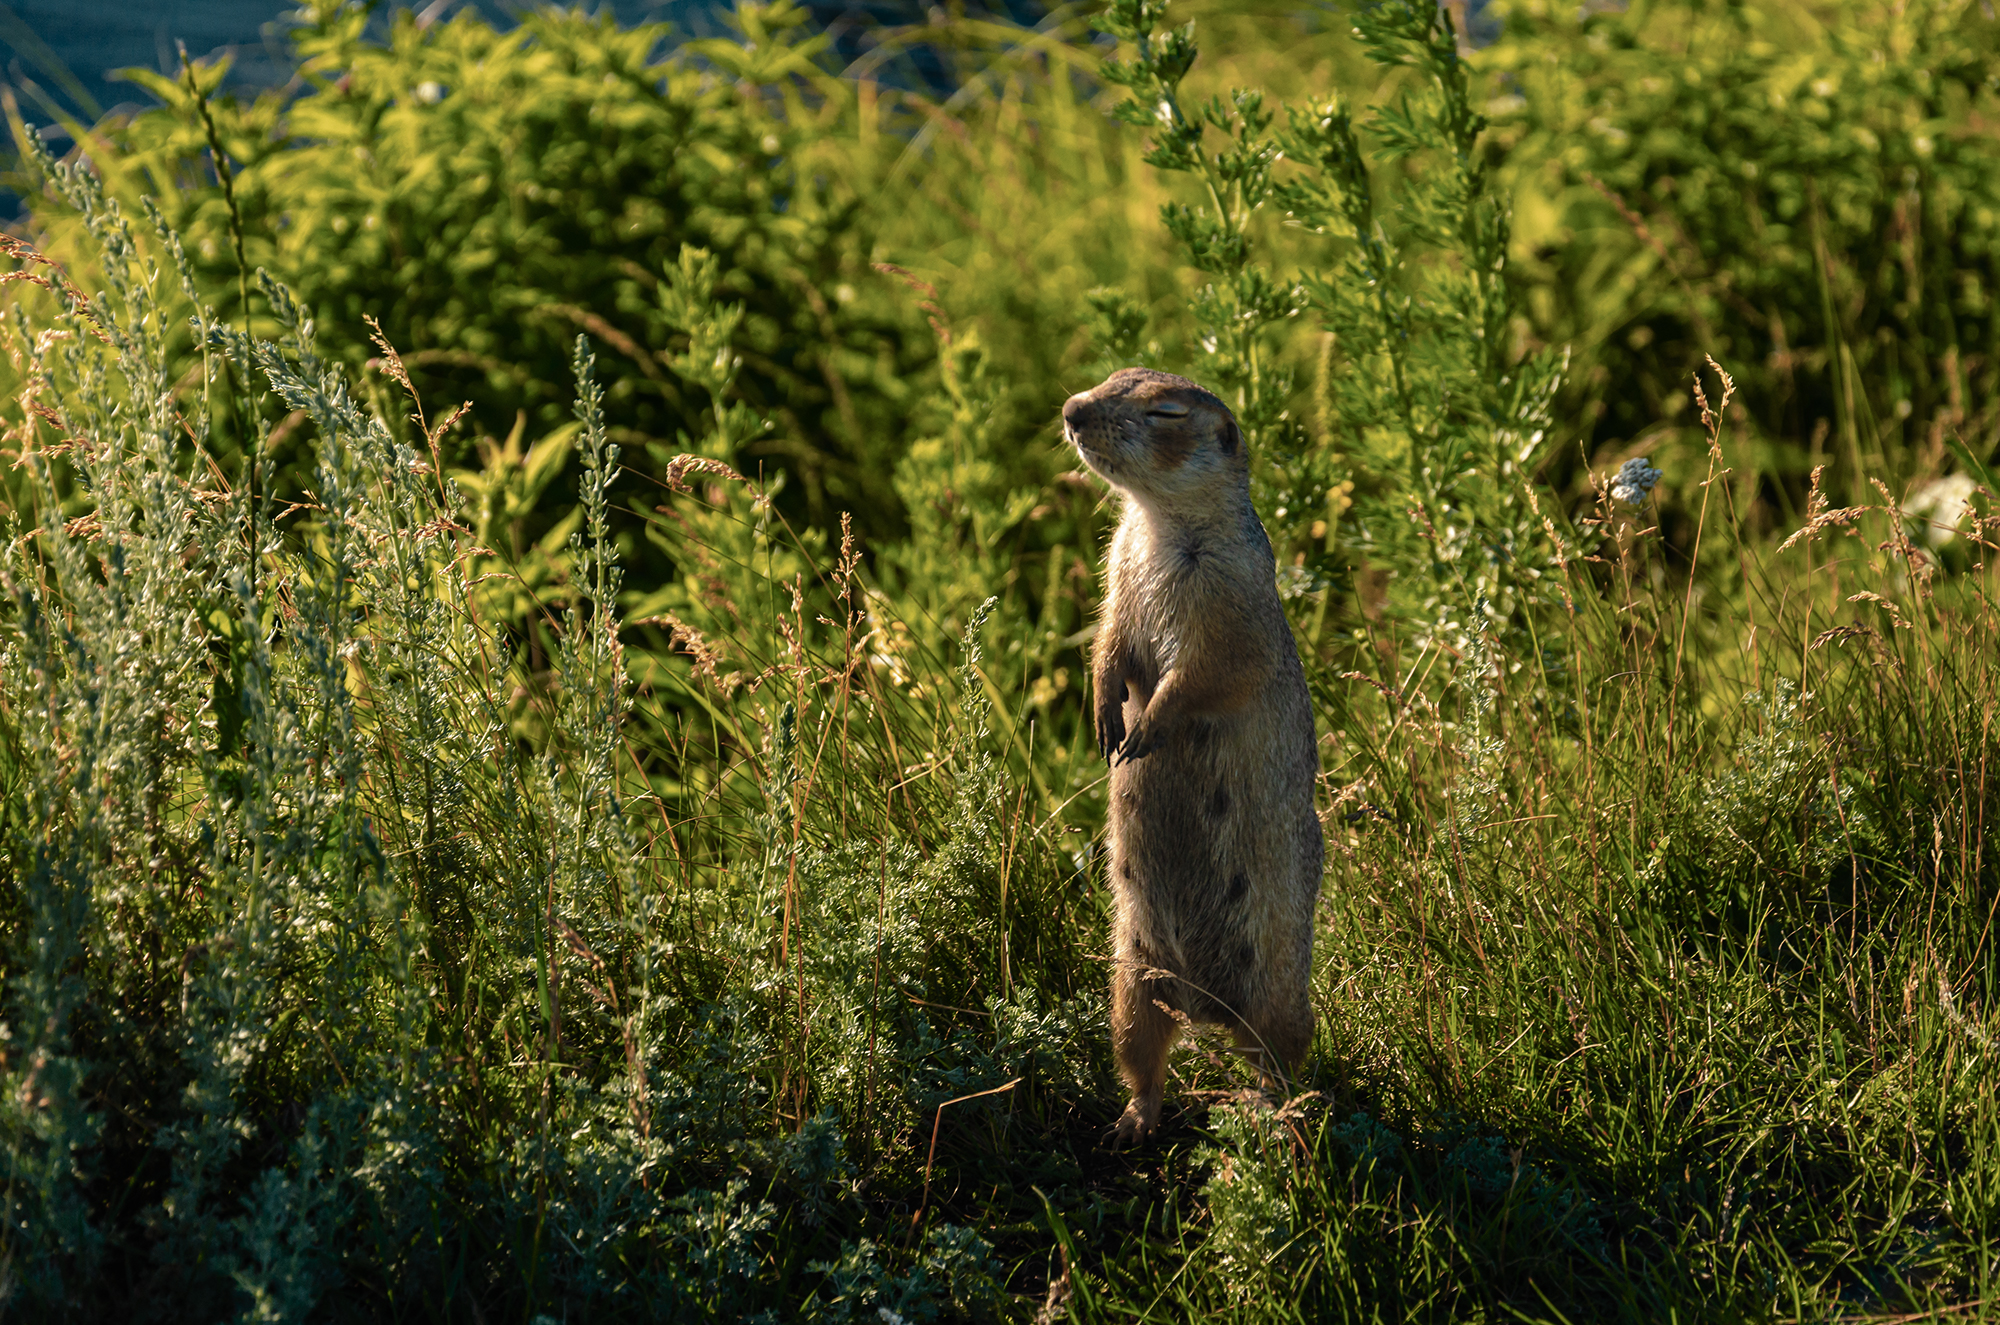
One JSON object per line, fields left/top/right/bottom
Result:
{"left": 1062, "top": 392, "right": 1090, "bottom": 434}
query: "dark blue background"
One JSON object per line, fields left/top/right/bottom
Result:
{"left": 0, "top": 1, "right": 738, "bottom": 128}
{"left": 0, "top": 0, "right": 1063, "bottom": 136}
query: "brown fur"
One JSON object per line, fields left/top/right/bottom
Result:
{"left": 1062, "top": 367, "right": 1324, "bottom": 1147}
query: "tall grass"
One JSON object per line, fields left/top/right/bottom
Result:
{"left": 0, "top": 143, "right": 1097, "bottom": 1320}
{"left": 1, "top": 0, "right": 1998, "bottom": 1320}
{"left": 1054, "top": 370, "right": 2000, "bottom": 1320}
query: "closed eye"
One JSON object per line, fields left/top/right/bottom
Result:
{"left": 1147, "top": 402, "right": 1190, "bottom": 418}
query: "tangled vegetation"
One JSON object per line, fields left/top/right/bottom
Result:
{"left": 2, "top": 0, "right": 1998, "bottom": 1319}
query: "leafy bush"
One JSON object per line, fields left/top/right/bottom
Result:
{"left": 29, "top": 0, "right": 934, "bottom": 558}
{"left": 1097, "top": 0, "right": 1569, "bottom": 655}
{"left": 1489, "top": 0, "right": 2000, "bottom": 501}
{"left": 0, "top": 144, "right": 1094, "bottom": 1322}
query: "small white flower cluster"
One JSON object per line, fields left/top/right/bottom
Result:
{"left": 1610, "top": 456, "right": 1663, "bottom": 505}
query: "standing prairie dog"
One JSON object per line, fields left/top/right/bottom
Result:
{"left": 1062, "top": 367, "right": 1324, "bottom": 1147}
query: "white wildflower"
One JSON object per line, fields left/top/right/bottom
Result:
{"left": 1904, "top": 472, "right": 1977, "bottom": 548}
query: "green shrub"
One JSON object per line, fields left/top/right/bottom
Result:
{"left": 1097, "top": 0, "right": 1569, "bottom": 657}
{"left": 1489, "top": 0, "right": 2000, "bottom": 503}
{"left": 0, "top": 144, "right": 1094, "bottom": 1322}
{"left": 22, "top": 0, "right": 934, "bottom": 561}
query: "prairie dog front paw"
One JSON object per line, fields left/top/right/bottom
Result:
{"left": 1095, "top": 688, "right": 1127, "bottom": 761}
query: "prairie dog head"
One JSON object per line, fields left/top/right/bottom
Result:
{"left": 1062, "top": 368, "right": 1246, "bottom": 506}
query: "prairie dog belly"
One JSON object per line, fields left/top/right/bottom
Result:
{"left": 1109, "top": 705, "right": 1312, "bottom": 1021}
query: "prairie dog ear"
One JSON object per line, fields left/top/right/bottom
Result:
{"left": 1217, "top": 414, "right": 1241, "bottom": 456}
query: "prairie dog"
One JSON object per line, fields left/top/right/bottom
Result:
{"left": 1062, "top": 367, "right": 1323, "bottom": 1147}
